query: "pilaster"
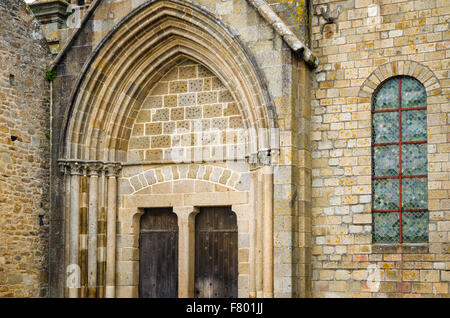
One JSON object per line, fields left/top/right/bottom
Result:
{"left": 172, "top": 206, "right": 199, "bottom": 298}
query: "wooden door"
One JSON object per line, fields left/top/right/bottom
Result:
{"left": 139, "top": 208, "right": 178, "bottom": 298}
{"left": 195, "top": 206, "right": 238, "bottom": 298}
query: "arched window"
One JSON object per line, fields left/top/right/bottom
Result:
{"left": 372, "top": 76, "right": 428, "bottom": 243}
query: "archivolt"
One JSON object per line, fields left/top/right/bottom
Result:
{"left": 359, "top": 60, "right": 442, "bottom": 99}
{"left": 123, "top": 165, "right": 251, "bottom": 196}
{"left": 62, "top": 0, "right": 277, "bottom": 162}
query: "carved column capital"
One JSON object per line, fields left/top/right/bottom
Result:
{"left": 59, "top": 161, "right": 69, "bottom": 175}
{"left": 258, "top": 149, "right": 271, "bottom": 166}
{"left": 248, "top": 153, "right": 259, "bottom": 170}
{"left": 67, "top": 161, "right": 84, "bottom": 176}
{"left": 86, "top": 162, "right": 103, "bottom": 176}
{"left": 105, "top": 163, "right": 122, "bottom": 177}
{"left": 172, "top": 206, "right": 199, "bottom": 221}
{"left": 58, "top": 160, "right": 122, "bottom": 177}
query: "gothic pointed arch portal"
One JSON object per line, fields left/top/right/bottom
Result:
{"left": 59, "top": 0, "right": 278, "bottom": 298}
{"left": 62, "top": 1, "right": 278, "bottom": 162}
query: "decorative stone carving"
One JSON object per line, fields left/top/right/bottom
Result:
{"left": 58, "top": 160, "right": 122, "bottom": 177}
{"left": 258, "top": 149, "right": 271, "bottom": 166}
{"left": 315, "top": 4, "right": 342, "bottom": 34}
{"left": 86, "top": 162, "right": 103, "bottom": 176}
{"left": 67, "top": 161, "right": 84, "bottom": 176}
{"left": 59, "top": 161, "right": 69, "bottom": 175}
{"left": 105, "top": 163, "right": 122, "bottom": 177}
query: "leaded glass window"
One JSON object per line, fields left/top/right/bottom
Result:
{"left": 372, "top": 77, "right": 428, "bottom": 243}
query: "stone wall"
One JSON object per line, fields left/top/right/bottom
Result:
{"left": 0, "top": 0, "right": 51, "bottom": 297}
{"left": 128, "top": 60, "right": 246, "bottom": 164}
{"left": 310, "top": 0, "right": 449, "bottom": 297}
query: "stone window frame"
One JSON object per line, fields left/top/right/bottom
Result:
{"left": 359, "top": 61, "right": 443, "bottom": 254}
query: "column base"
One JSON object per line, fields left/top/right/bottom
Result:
{"left": 105, "top": 286, "right": 115, "bottom": 298}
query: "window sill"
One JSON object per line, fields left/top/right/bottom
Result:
{"left": 372, "top": 243, "right": 429, "bottom": 254}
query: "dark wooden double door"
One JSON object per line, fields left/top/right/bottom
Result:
{"left": 139, "top": 207, "right": 238, "bottom": 298}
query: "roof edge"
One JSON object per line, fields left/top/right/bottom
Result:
{"left": 246, "top": 0, "right": 318, "bottom": 68}
{"left": 50, "top": 0, "right": 102, "bottom": 71}
{"left": 50, "top": 0, "right": 318, "bottom": 71}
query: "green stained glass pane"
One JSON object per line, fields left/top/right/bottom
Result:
{"left": 402, "top": 178, "right": 427, "bottom": 209}
{"left": 373, "top": 112, "right": 399, "bottom": 143}
{"left": 373, "top": 212, "right": 400, "bottom": 243}
{"left": 402, "top": 143, "right": 427, "bottom": 175}
{"left": 373, "top": 145, "right": 398, "bottom": 176}
{"left": 401, "top": 77, "right": 426, "bottom": 108}
{"left": 373, "top": 78, "right": 399, "bottom": 110}
{"left": 373, "top": 179, "right": 399, "bottom": 210}
{"left": 402, "top": 212, "right": 428, "bottom": 243}
{"left": 402, "top": 110, "right": 427, "bottom": 141}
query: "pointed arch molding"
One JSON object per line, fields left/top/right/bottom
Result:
{"left": 359, "top": 60, "right": 442, "bottom": 99}
{"left": 61, "top": 0, "right": 278, "bottom": 163}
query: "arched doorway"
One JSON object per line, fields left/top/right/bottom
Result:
{"left": 58, "top": 0, "right": 277, "bottom": 298}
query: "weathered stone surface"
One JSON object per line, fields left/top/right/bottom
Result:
{"left": 128, "top": 60, "right": 247, "bottom": 164}
{"left": 310, "top": 0, "right": 450, "bottom": 298}
{"left": 0, "top": 0, "right": 51, "bottom": 298}
{"left": 1, "top": 0, "right": 446, "bottom": 299}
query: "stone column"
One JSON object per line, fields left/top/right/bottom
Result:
{"left": 105, "top": 164, "right": 121, "bottom": 298}
{"left": 60, "top": 163, "right": 71, "bottom": 298}
{"left": 263, "top": 164, "right": 274, "bottom": 298}
{"left": 172, "top": 206, "right": 199, "bottom": 298}
{"left": 87, "top": 163, "right": 101, "bottom": 298}
{"left": 256, "top": 169, "right": 264, "bottom": 297}
{"left": 67, "top": 162, "right": 82, "bottom": 298}
{"left": 97, "top": 167, "right": 107, "bottom": 298}
{"left": 249, "top": 172, "right": 257, "bottom": 298}
{"left": 79, "top": 166, "right": 89, "bottom": 298}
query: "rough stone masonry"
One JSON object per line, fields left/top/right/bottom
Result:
{"left": 0, "top": 0, "right": 51, "bottom": 297}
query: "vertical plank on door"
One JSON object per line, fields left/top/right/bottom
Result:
{"left": 139, "top": 208, "right": 178, "bottom": 298}
{"left": 195, "top": 207, "right": 238, "bottom": 298}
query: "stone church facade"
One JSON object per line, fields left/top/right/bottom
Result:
{"left": 0, "top": 0, "right": 448, "bottom": 298}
